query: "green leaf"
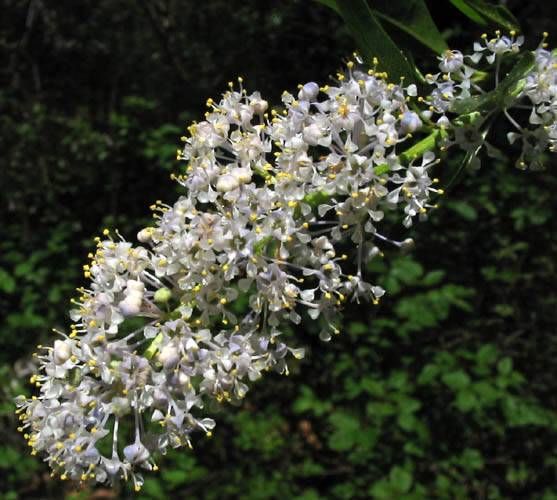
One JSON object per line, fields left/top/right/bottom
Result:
{"left": 314, "top": 0, "right": 338, "bottom": 12}
{"left": 323, "top": 0, "right": 417, "bottom": 83}
{"left": 449, "top": 0, "right": 520, "bottom": 31}
{"left": 497, "top": 357, "right": 513, "bottom": 375}
{"left": 389, "top": 466, "right": 413, "bottom": 493}
{"left": 371, "top": 0, "right": 448, "bottom": 54}
{"left": 460, "top": 448, "right": 485, "bottom": 470}
{"left": 455, "top": 390, "right": 478, "bottom": 411}
{"left": 477, "top": 344, "right": 498, "bottom": 366}
{"left": 447, "top": 201, "right": 478, "bottom": 221}
{"left": 0, "top": 268, "right": 16, "bottom": 294}
{"left": 449, "top": 0, "right": 488, "bottom": 25}
{"left": 398, "top": 413, "right": 419, "bottom": 431}
{"left": 442, "top": 370, "right": 471, "bottom": 390}
{"left": 421, "top": 270, "right": 446, "bottom": 286}
{"left": 328, "top": 411, "right": 361, "bottom": 451}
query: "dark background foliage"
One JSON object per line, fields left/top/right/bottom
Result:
{"left": 1, "top": 0, "right": 557, "bottom": 498}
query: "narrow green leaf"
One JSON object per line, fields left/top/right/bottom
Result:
{"left": 331, "top": 0, "right": 417, "bottom": 83}
{"left": 371, "top": 0, "right": 448, "bottom": 54}
{"left": 449, "top": 0, "right": 488, "bottom": 25}
{"left": 449, "top": 0, "right": 520, "bottom": 31}
{"left": 314, "top": 0, "right": 339, "bottom": 13}
{"left": 464, "top": 0, "right": 520, "bottom": 31}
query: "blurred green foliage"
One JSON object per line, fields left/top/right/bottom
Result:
{"left": 1, "top": 0, "right": 557, "bottom": 498}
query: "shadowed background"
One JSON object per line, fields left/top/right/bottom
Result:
{"left": 1, "top": 0, "right": 557, "bottom": 498}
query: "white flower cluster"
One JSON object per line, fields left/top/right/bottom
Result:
{"left": 425, "top": 31, "right": 557, "bottom": 169}
{"left": 16, "top": 62, "right": 441, "bottom": 490}
{"left": 16, "top": 34, "right": 557, "bottom": 489}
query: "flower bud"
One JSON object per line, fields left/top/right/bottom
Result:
{"left": 137, "top": 228, "right": 153, "bottom": 243}
{"left": 126, "top": 280, "right": 145, "bottom": 296}
{"left": 53, "top": 340, "right": 71, "bottom": 365}
{"left": 230, "top": 167, "right": 252, "bottom": 184}
{"left": 251, "top": 98, "right": 268, "bottom": 114}
{"left": 400, "top": 238, "right": 415, "bottom": 253}
{"left": 118, "top": 296, "right": 142, "bottom": 316}
{"left": 216, "top": 174, "right": 240, "bottom": 192}
{"left": 154, "top": 287, "right": 172, "bottom": 304}
{"left": 298, "top": 81, "right": 320, "bottom": 101}
{"left": 303, "top": 123, "right": 323, "bottom": 146}
{"left": 123, "top": 441, "right": 150, "bottom": 464}
{"left": 158, "top": 344, "right": 180, "bottom": 370}
{"left": 400, "top": 111, "right": 422, "bottom": 134}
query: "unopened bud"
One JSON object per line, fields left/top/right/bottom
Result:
{"left": 252, "top": 99, "right": 268, "bottom": 114}
{"left": 158, "top": 344, "right": 180, "bottom": 370}
{"left": 216, "top": 174, "right": 240, "bottom": 193}
{"left": 154, "top": 288, "right": 172, "bottom": 304}
{"left": 53, "top": 340, "right": 71, "bottom": 365}
{"left": 400, "top": 238, "right": 415, "bottom": 253}
{"left": 137, "top": 228, "right": 153, "bottom": 243}
{"left": 298, "top": 82, "right": 320, "bottom": 101}
{"left": 400, "top": 111, "right": 422, "bottom": 134}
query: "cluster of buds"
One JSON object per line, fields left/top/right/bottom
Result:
{"left": 16, "top": 34, "right": 557, "bottom": 489}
